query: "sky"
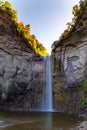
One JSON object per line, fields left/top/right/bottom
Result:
{"left": 3, "top": 0, "right": 80, "bottom": 53}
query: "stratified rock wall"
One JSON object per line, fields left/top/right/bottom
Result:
{"left": 52, "top": 9, "right": 87, "bottom": 113}
{"left": 0, "top": 11, "right": 45, "bottom": 111}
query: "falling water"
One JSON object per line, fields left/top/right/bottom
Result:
{"left": 41, "top": 56, "right": 53, "bottom": 111}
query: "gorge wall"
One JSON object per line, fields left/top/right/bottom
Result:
{"left": 0, "top": 11, "right": 45, "bottom": 111}
{"left": 52, "top": 9, "right": 87, "bottom": 113}
{"left": 1, "top": 1, "right": 87, "bottom": 113}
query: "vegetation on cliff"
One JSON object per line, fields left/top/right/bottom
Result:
{"left": 52, "top": 0, "right": 87, "bottom": 52}
{"left": 79, "top": 80, "right": 87, "bottom": 108}
{"left": 0, "top": 0, "right": 48, "bottom": 56}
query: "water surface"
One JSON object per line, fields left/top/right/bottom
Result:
{"left": 0, "top": 112, "right": 86, "bottom": 130}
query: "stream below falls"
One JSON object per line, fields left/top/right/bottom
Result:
{"left": 0, "top": 112, "right": 86, "bottom": 130}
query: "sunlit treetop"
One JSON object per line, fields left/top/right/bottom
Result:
{"left": 0, "top": 0, "right": 49, "bottom": 57}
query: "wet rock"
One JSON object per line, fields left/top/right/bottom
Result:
{"left": 76, "top": 121, "right": 87, "bottom": 130}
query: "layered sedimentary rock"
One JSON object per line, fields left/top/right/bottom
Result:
{"left": 0, "top": 11, "right": 45, "bottom": 111}
{"left": 52, "top": 9, "right": 87, "bottom": 113}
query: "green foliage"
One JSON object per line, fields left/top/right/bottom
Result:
{"left": 82, "top": 79, "right": 87, "bottom": 91}
{"left": 0, "top": 0, "right": 48, "bottom": 56}
{"left": 52, "top": 0, "right": 87, "bottom": 52}
{"left": 79, "top": 98, "right": 87, "bottom": 107}
{"left": 79, "top": 79, "right": 87, "bottom": 108}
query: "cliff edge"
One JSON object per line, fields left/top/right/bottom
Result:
{"left": 52, "top": 1, "right": 87, "bottom": 113}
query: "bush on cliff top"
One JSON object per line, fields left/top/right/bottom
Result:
{"left": 0, "top": 0, "right": 49, "bottom": 57}
{"left": 52, "top": 0, "right": 87, "bottom": 52}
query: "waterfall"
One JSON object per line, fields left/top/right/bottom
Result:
{"left": 41, "top": 56, "right": 53, "bottom": 111}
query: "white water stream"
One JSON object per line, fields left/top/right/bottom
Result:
{"left": 41, "top": 56, "right": 53, "bottom": 111}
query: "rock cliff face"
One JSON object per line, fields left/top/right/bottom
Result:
{"left": 52, "top": 9, "right": 87, "bottom": 113}
{"left": 0, "top": 11, "right": 45, "bottom": 111}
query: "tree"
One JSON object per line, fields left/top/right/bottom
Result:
{"left": 0, "top": 0, "right": 48, "bottom": 56}
{"left": 72, "top": 5, "right": 79, "bottom": 16}
{"left": 25, "top": 24, "right": 31, "bottom": 35}
{"left": 0, "top": 0, "right": 2, "bottom": 5}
